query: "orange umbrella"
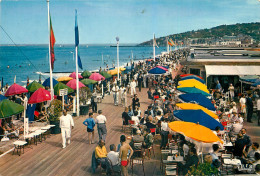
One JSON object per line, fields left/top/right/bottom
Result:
{"left": 168, "top": 121, "right": 223, "bottom": 144}
{"left": 57, "top": 76, "right": 73, "bottom": 82}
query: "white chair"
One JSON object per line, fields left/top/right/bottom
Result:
{"left": 13, "top": 140, "right": 27, "bottom": 156}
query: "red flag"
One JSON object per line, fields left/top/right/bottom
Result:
{"left": 50, "top": 15, "right": 56, "bottom": 70}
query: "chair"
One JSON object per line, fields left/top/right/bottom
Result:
{"left": 131, "top": 146, "right": 145, "bottom": 176}
{"left": 165, "top": 163, "right": 178, "bottom": 176}
{"left": 107, "top": 158, "right": 121, "bottom": 175}
{"left": 221, "top": 153, "right": 233, "bottom": 175}
{"left": 13, "top": 140, "right": 27, "bottom": 156}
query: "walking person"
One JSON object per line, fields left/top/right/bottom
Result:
{"left": 96, "top": 110, "right": 107, "bottom": 142}
{"left": 112, "top": 83, "right": 119, "bottom": 106}
{"left": 60, "top": 109, "right": 74, "bottom": 149}
{"left": 246, "top": 94, "right": 253, "bottom": 123}
{"left": 91, "top": 89, "right": 98, "bottom": 113}
{"left": 83, "top": 112, "right": 96, "bottom": 144}
{"left": 129, "top": 79, "right": 136, "bottom": 98}
{"left": 228, "top": 83, "right": 235, "bottom": 101}
{"left": 137, "top": 75, "right": 143, "bottom": 92}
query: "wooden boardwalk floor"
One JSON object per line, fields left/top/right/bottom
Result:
{"left": 0, "top": 87, "right": 163, "bottom": 176}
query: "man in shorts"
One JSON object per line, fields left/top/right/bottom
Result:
{"left": 119, "top": 135, "right": 133, "bottom": 176}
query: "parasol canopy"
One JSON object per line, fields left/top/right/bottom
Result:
{"left": 176, "top": 103, "right": 218, "bottom": 119}
{"left": 54, "top": 82, "right": 74, "bottom": 96}
{"left": 42, "top": 77, "right": 59, "bottom": 87}
{"left": 100, "top": 71, "right": 112, "bottom": 79}
{"left": 178, "top": 79, "right": 209, "bottom": 93}
{"left": 180, "top": 74, "right": 203, "bottom": 80}
{"left": 156, "top": 66, "right": 168, "bottom": 71}
{"left": 57, "top": 76, "right": 73, "bottom": 82}
{"left": 180, "top": 76, "right": 205, "bottom": 84}
{"left": 66, "top": 79, "right": 86, "bottom": 90}
{"left": 26, "top": 81, "right": 44, "bottom": 92}
{"left": 173, "top": 110, "right": 223, "bottom": 130}
{"left": 177, "top": 87, "right": 211, "bottom": 97}
{"left": 28, "top": 88, "right": 51, "bottom": 104}
{"left": 0, "top": 99, "right": 24, "bottom": 119}
{"left": 168, "top": 121, "right": 223, "bottom": 144}
{"left": 5, "top": 83, "right": 28, "bottom": 96}
{"left": 178, "top": 93, "right": 215, "bottom": 111}
{"left": 89, "top": 73, "right": 105, "bottom": 81}
{"left": 69, "top": 72, "right": 83, "bottom": 79}
{"left": 81, "top": 79, "right": 98, "bottom": 85}
{"left": 107, "top": 69, "right": 121, "bottom": 76}
{"left": 81, "top": 70, "right": 92, "bottom": 78}
{"left": 148, "top": 67, "right": 166, "bottom": 74}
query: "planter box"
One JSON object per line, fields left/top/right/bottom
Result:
{"left": 80, "top": 105, "right": 89, "bottom": 115}
{"left": 50, "top": 121, "right": 61, "bottom": 134}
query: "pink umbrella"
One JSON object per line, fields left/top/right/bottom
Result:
{"left": 66, "top": 79, "right": 86, "bottom": 90}
{"left": 89, "top": 73, "right": 105, "bottom": 81}
{"left": 69, "top": 72, "right": 83, "bottom": 79}
{"left": 28, "top": 88, "right": 51, "bottom": 104}
{"left": 156, "top": 66, "right": 168, "bottom": 71}
{"left": 5, "top": 83, "right": 28, "bottom": 96}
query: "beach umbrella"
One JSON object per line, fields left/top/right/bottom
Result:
{"left": 156, "top": 66, "right": 168, "bottom": 71}
{"left": 26, "top": 80, "right": 44, "bottom": 92}
{"left": 42, "top": 77, "right": 59, "bottom": 87}
{"left": 57, "top": 76, "right": 73, "bottom": 82}
{"left": 5, "top": 83, "right": 28, "bottom": 96}
{"left": 252, "top": 80, "right": 260, "bottom": 87}
{"left": 168, "top": 121, "right": 223, "bottom": 144}
{"left": 100, "top": 71, "right": 112, "bottom": 79}
{"left": 81, "top": 70, "right": 92, "bottom": 78}
{"left": 54, "top": 82, "right": 74, "bottom": 96}
{"left": 0, "top": 95, "right": 8, "bottom": 101}
{"left": 179, "top": 93, "right": 215, "bottom": 111}
{"left": 125, "top": 66, "right": 132, "bottom": 70}
{"left": 148, "top": 67, "right": 166, "bottom": 74}
{"left": 81, "top": 79, "right": 98, "bottom": 85}
{"left": 177, "top": 87, "right": 211, "bottom": 97}
{"left": 0, "top": 99, "right": 24, "bottom": 119}
{"left": 180, "top": 74, "right": 203, "bottom": 80}
{"left": 89, "top": 73, "right": 105, "bottom": 81}
{"left": 66, "top": 79, "right": 86, "bottom": 90}
{"left": 28, "top": 88, "right": 51, "bottom": 104}
{"left": 180, "top": 76, "right": 205, "bottom": 84}
{"left": 108, "top": 69, "right": 121, "bottom": 76}
{"left": 176, "top": 103, "right": 218, "bottom": 119}
{"left": 69, "top": 72, "right": 83, "bottom": 79}
{"left": 178, "top": 79, "right": 209, "bottom": 93}
{"left": 173, "top": 110, "right": 223, "bottom": 130}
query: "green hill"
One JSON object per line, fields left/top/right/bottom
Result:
{"left": 138, "top": 22, "right": 260, "bottom": 46}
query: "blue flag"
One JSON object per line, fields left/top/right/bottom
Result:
{"left": 75, "top": 10, "right": 83, "bottom": 69}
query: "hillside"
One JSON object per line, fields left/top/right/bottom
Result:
{"left": 138, "top": 22, "right": 260, "bottom": 46}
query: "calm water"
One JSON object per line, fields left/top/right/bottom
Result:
{"left": 0, "top": 45, "right": 169, "bottom": 86}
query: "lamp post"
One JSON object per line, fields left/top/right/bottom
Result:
{"left": 116, "top": 37, "right": 120, "bottom": 85}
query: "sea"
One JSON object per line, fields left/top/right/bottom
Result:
{"left": 0, "top": 45, "right": 171, "bottom": 86}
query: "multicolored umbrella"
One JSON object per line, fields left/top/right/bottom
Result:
{"left": 173, "top": 110, "right": 223, "bottom": 130}
{"left": 100, "top": 71, "right": 112, "bottom": 79}
{"left": 5, "top": 83, "right": 28, "bottom": 96}
{"left": 0, "top": 99, "right": 24, "bottom": 119}
{"left": 168, "top": 121, "right": 223, "bottom": 144}
{"left": 26, "top": 81, "right": 44, "bottom": 92}
{"left": 178, "top": 79, "right": 209, "bottom": 93}
{"left": 66, "top": 79, "right": 86, "bottom": 90}
{"left": 28, "top": 88, "right": 51, "bottom": 104}
{"left": 42, "top": 77, "right": 59, "bottom": 87}
{"left": 156, "top": 66, "right": 168, "bottom": 71}
{"left": 69, "top": 72, "right": 83, "bottom": 79}
{"left": 180, "top": 76, "right": 205, "bottom": 84}
{"left": 57, "top": 76, "right": 73, "bottom": 82}
{"left": 81, "top": 79, "right": 98, "bottom": 85}
{"left": 177, "top": 87, "right": 211, "bottom": 97}
{"left": 148, "top": 67, "right": 166, "bottom": 74}
{"left": 178, "top": 93, "right": 215, "bottom": 111}
{"left": 81, "top": 70, "right": 92, "bottom": 78}
{"left": 54, "top": 82, "right": 74, "bottom": 96}
{"left": 89, "top": 73, "right": 105, "bottom": 81}
{"left": 180, "top": 74, "right": 203, "bottom": 80}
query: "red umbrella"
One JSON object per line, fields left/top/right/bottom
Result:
{"left": 5, "top": 83, "right": 28, "bottom": 96}
{"left": 66, "top": 79, "right": 86, "bottom": 90}
{"left": 89, "top": 73, "right": 105, "bottom": 81}
{"left": 156, "top": 66, "right": 168, "bottom": 71}
{"left": 69, "top": 72, "right": 83, "bottom": 79}
{"left": 180, "top": 74, "right": 203, "bottom": 80}
{"left": 28, "top": 88, "right": 51, "bottom": 104}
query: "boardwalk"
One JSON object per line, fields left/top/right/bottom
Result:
{"left": 0, "top": 87, "right": 162, "bottom": 176}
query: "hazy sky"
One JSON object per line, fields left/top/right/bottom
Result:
{"left": 0, "top": 0, "right": 260, "bottom": 44}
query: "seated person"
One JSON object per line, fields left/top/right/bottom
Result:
{"left": 131, "top": 111, "right": 140, "bottom": 126}
{"left": 130, "top": 128, "right": 144, "bottom": 150}
{"left": 178, "top": 148, "right": 199, "bottom": 175}
{"left": 145, "top": 116, "right": 156, "bottom": 130}
{"left": 107, "top": 144, "right": 120, "bottom": 171}
{"left": 142, "top": 128, "right": 154, "bottom": 149}
{"left": 243, "top": 142, "right": 260, "bottom": 163}
{"left": 155, "top": 111, "right": 162, "bottom": 121}
{"left": 95, "top": 140, "right": 111, "bottom": 174}
{"left": 230, "top": 120, "right": 243, "bottom": 137}
{"left": 210, "top": 144, "right": 221, "bottom": 169}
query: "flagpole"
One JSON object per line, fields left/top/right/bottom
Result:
{"left": 153, "top": 33, "right": 155, "bottom": 61}
{"left": 47, "top": 0, "right": 54, "bottom": 100}
{"left": 76, "top": 46, "right": 80, "bottom": 116}
{"left": 166, "top": 37, "right": 169, "bottom": 53}
{"left": 116, "top": 37, "right": 120, "bottom": 85}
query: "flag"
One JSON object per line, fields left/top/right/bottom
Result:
{"left": 75, "top": 10, "right": 83, "bottom": 69}
{"left": 153, "top": 34, "right": 159, "bottom": 48}
{"left": 49, "top": 14, "right": 56, "bottom": 70}
{"left": 169, "top": 38, "right": 175, "bottom": 46}
{"left": 168, "top": 38, "right": 174, "bottom": 46}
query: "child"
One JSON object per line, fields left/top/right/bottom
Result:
{"left": 83, "top": 112, "right": 96, "bottom": 144}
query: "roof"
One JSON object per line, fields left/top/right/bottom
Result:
{"left": 205, "top": 65, "right": 260, "bottom": 76}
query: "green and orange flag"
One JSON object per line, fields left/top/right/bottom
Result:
{"left": 50, "top": 14, "right": 56, "bottom": 70}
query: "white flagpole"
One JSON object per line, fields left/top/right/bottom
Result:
{"left": 116, "top": 37, "right": 120, "bottom": 85}
{"left": 47, "top": 0, "right": 54, "bottom": 101}
{"left": 76, "top": 46, "right": 80, "bottom": 116}
{"left": 153, "top": 33, "right": 156, "bottom": 61}
{"left": 166, "top": 37, "right": 169, "bottom": 53}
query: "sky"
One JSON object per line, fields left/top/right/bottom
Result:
{"left": 0, "top": 0, "right": 260, "bottom": 44}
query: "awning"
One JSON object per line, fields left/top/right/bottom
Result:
{"left": 205, "top": 65, "right": 260, "bottom": 77}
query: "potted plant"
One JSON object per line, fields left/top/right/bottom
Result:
{"left": 48, "top": 99, "right": 62, "bottom": 134}
{"left": 79, "top": 87, "right": 92, "bottom": 115}
{"left": 188, "top": 163, "right": 220, "bottom": 176}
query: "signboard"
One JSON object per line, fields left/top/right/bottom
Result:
{"left": 59, "top": 88, "right": 68, "bottom": 96}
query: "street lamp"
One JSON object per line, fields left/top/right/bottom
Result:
{"left": 116, "top": 37, "right": 120, "bottom": 84}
